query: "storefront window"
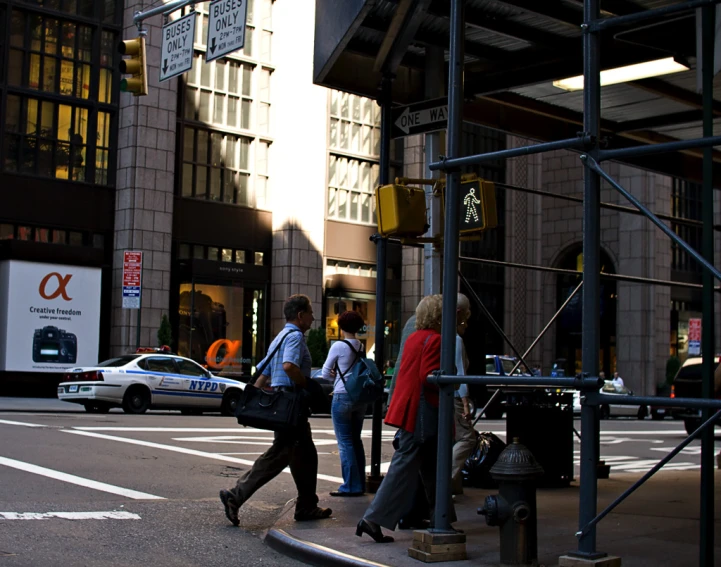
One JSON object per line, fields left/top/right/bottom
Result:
{"left": 324, "top": 294, "right": 401, "bottom": 363}
{"left": 177, "top": 283, "right": 266, "bottom": 378}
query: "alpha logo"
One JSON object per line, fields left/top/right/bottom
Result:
{"left": 205, "top": 339, "right": 242, "bottom": 370}
{"left": 39, "top": 273, "right": 73, "bottom": 301}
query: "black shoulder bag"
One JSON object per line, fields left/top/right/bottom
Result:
{"left": 234, "top": 330, "right": 308, "bottom": 432}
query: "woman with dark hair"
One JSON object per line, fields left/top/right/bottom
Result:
{"left": 322, "top": 310, "right": 368, "bottom": 496}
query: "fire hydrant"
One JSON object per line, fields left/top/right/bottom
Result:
{"left": 478, "top": 438, "right": 544, "bottom": 566}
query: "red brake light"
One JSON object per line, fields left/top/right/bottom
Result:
{"left": 64, "top": 371, "right": 103, "bottom": 381}
{"left": 670, "top": 385, "right": 675, "bottom": 398}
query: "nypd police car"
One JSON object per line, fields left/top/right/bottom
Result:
{"left": 57, "top": 348, "right": 244, "bottom": 415}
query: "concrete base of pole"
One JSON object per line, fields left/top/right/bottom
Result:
{"left": 366, "top": 474, "right": 384, "bottom": 493}
{"left": 559, "top": 555, "right": 621, "bottom": 567}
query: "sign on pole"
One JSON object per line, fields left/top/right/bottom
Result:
{"left": 206, "top": 0, "right": 249, "bottom": 62}
{"left": 122, "top": 251, "right": 143, "bottom": 309}
{"left": 391, "top": 97, "right": 448, "bottom": 138}
{"left": 160, "top": 12, "right": 196, "bottom": 82}
{"left": 688, "top": 317, "right": 701, "bottom": 355}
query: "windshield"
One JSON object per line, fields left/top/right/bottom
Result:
{"left": 501, "top": 358, "right": 519, "bottom": 375}
{"left": 96, "top": 355, "right": 141, "bottom": 367}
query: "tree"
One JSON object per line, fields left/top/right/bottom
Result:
{"left": 306, "top": 327, "right": 328, "bottom": 367}
{"left": 157, "top": 314, "right": 173, "bottom": 348}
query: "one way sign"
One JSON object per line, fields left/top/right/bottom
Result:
{"left": 391, "top": 98, "right": 448, "bottom": 139}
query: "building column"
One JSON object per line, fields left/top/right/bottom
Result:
{"left": 401, "top": 134, "right": 425, "bottom": 323}
{"left": 616, "top": 165, "right": 670, "bottom": 395}
{"left": 505, "top": 135, "right": 543, "bottom": 366}
{"left": 111, "top": 2, "right": 177, "bottom": 355}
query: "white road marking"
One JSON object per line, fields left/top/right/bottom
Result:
{"left": 0, "top": 419, "right": 45, "bottom": 428}
{"left": 0, "top": 456, "right": 164, "bottom": 500}
{"left": 0, "top": 511, "right": 141, "bottom": 520}
{"left": 366, "top": 462, "right": 392, "bottom": 474}
{"left": 65, "top": 430, "right": 345, "bottom": 484}
{"left": 172, "top": 435, "right": 338, "bottom": 446}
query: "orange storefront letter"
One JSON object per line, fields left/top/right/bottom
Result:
{"left": 206, "top": 339, "right": 242, "bottom": 370}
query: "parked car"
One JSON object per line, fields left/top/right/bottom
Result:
{"left": 599, "top": 380, "right": 648, "bottom": 419}
{"left": 57, "top": 349, "right": 244, "bottom": 415}
{"left": 649, "top": 384, "right": 677, "bottom": 420}
{"left": 671, "top": 356, "right": 721, "bottom": 434}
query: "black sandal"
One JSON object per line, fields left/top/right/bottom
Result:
{"left": 294, "top": 506, "right": 333, "bottom": 521}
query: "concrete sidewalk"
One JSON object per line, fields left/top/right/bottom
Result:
{"left": 266, "top": 470, "right": 721, "bottom": 567}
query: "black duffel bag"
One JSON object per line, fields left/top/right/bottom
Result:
{"left": 462, "top": 431, "right": 506, "bottom": 489}
{"left": 235, "top": 383, "right": 308, "bottom": 432}
{"left": 234, "top": 329, "right": 329, "bottom": 432}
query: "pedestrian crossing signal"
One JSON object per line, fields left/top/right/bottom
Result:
{"left": 443, "top": 175, "right": 497, "bottom": 234}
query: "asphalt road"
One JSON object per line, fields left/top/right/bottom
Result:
{"left": 0, "top": 399, "right": 717, "bottom": 566}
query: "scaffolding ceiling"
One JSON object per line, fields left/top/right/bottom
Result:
{"left": 314, "top": 0, "right": 721, "bottom": 184}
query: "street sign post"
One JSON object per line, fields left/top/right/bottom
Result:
{"left": 391, "top": 97, "right": 448, "bottom": 138}
{"left": 206, "top": 0, "right": 248, "bottom": 62}
{"left": 122, "top": 251, "right": 143, "bottom": 310}
{"left": 160, "top": 12, "right": 196, "bottom": 82}
{"left": 689, "top": 317, "right": 701, "bottom": 355}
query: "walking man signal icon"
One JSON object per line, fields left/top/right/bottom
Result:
{"left": 463, "top": 187, "right": 481, "bottom": 224}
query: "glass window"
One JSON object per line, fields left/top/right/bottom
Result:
{"left": 254, "top": 252, "right": 264, "bottom": 266}
{"left": 68, "top": 231, "right": 83, "bottom": 245}
{"left": 179, "top": 244, "right": 191, "bottom": 259}
{"left": 52, "top": 229, "right": 66, "bottom": 244}
{"left": 146, "top": 357, "right": 177, "bottom": 373}
{"left": 208, "top": 246, "right": 219, "bottom": 260}
{"left": 175, "top": 358, "right": 208, "bottom": 377}
{"left": 92, "top": 234, "right": 104, "bottom": 248}
{"left": 17, "top": 226, "right": 32, "bottom": 240}
{"left": 181, "top": 126, "right": 254, "bottom": 205}
{"left": 193, "top": 245, "right": 205, "bottom": 259}
{"left": 221, "top": 248, "right": 233, "bottom": 262}
{"left": 0, "top": 224, "right": 14, "bottom": 240}
{"left": 35, "top": 228, "right": 50, "bottom": 243}
{"left": 235, "top": 250, "right": 245, "bottom": 263}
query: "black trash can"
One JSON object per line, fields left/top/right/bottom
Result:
{"left": 504, "top": 389, "right": 574, "bottom": 488}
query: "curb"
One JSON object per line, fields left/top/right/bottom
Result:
{"left": 265, "top": 528, "right": 392, "bottom": 567}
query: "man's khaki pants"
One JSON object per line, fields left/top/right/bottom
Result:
{"left": 451, "top": 397, "right": 476, "bottom": 495}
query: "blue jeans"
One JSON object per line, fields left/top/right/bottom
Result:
{"left": 331, "top": 392, "right": 367, "bottom": 493}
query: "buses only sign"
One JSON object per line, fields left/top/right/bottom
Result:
{"left": 206, "top": 0, "right": 248, "bottom": 62}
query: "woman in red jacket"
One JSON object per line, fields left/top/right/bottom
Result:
{"left": 356, "top": 294, "right": 456, "bottom": 543}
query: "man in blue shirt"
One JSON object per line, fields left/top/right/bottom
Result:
{"left": 220, "top": 294, "right": 332, "bottom": 526}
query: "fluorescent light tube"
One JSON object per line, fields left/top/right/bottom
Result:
{"left": 553, "top": 57, "right": 689, "bottom": 91}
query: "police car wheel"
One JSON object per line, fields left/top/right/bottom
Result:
{"left": 122, "top": 386, "right": 151, "bottom": 414}
{"left": 221, "top": 391, "right": 241, "bottom": 416}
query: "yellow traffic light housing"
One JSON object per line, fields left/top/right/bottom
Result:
{"left": 119, "top": 36, "right": 148, "bottom": 96}
{"left": 375, "top": 183, "right": 428, "bottom": 238}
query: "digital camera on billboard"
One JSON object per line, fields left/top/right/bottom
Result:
{"left": 32, "top": 326, "right": 77, "bottom": 364}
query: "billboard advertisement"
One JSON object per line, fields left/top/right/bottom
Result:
{"left": 0, "top": 261, "right": 102, "bottom": 372}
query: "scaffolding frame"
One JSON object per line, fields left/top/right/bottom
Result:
{"left": 368, "top": 0, "right": 721, "bottom": 563}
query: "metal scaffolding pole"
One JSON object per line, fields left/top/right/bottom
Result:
{"left": 577, "top": 0, "right": 603, "bottom": 559}
{"left": 700, "top": 5, "right": 716, "bottom": 564}
{"left": 432, "top": 0, "right": 464, "bottom": 534}
{"left": 368, "top": 75, "right": 393, "bottom": 493}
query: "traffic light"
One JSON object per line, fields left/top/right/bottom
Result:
{"left": 119, "top": 36, "right": 148, "bottom": 96}
{"left": 442, "top": 174, "right": 498, "bottom": 235}
{"left": 375, "top": 183, "right": 429, "bottom": 238}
